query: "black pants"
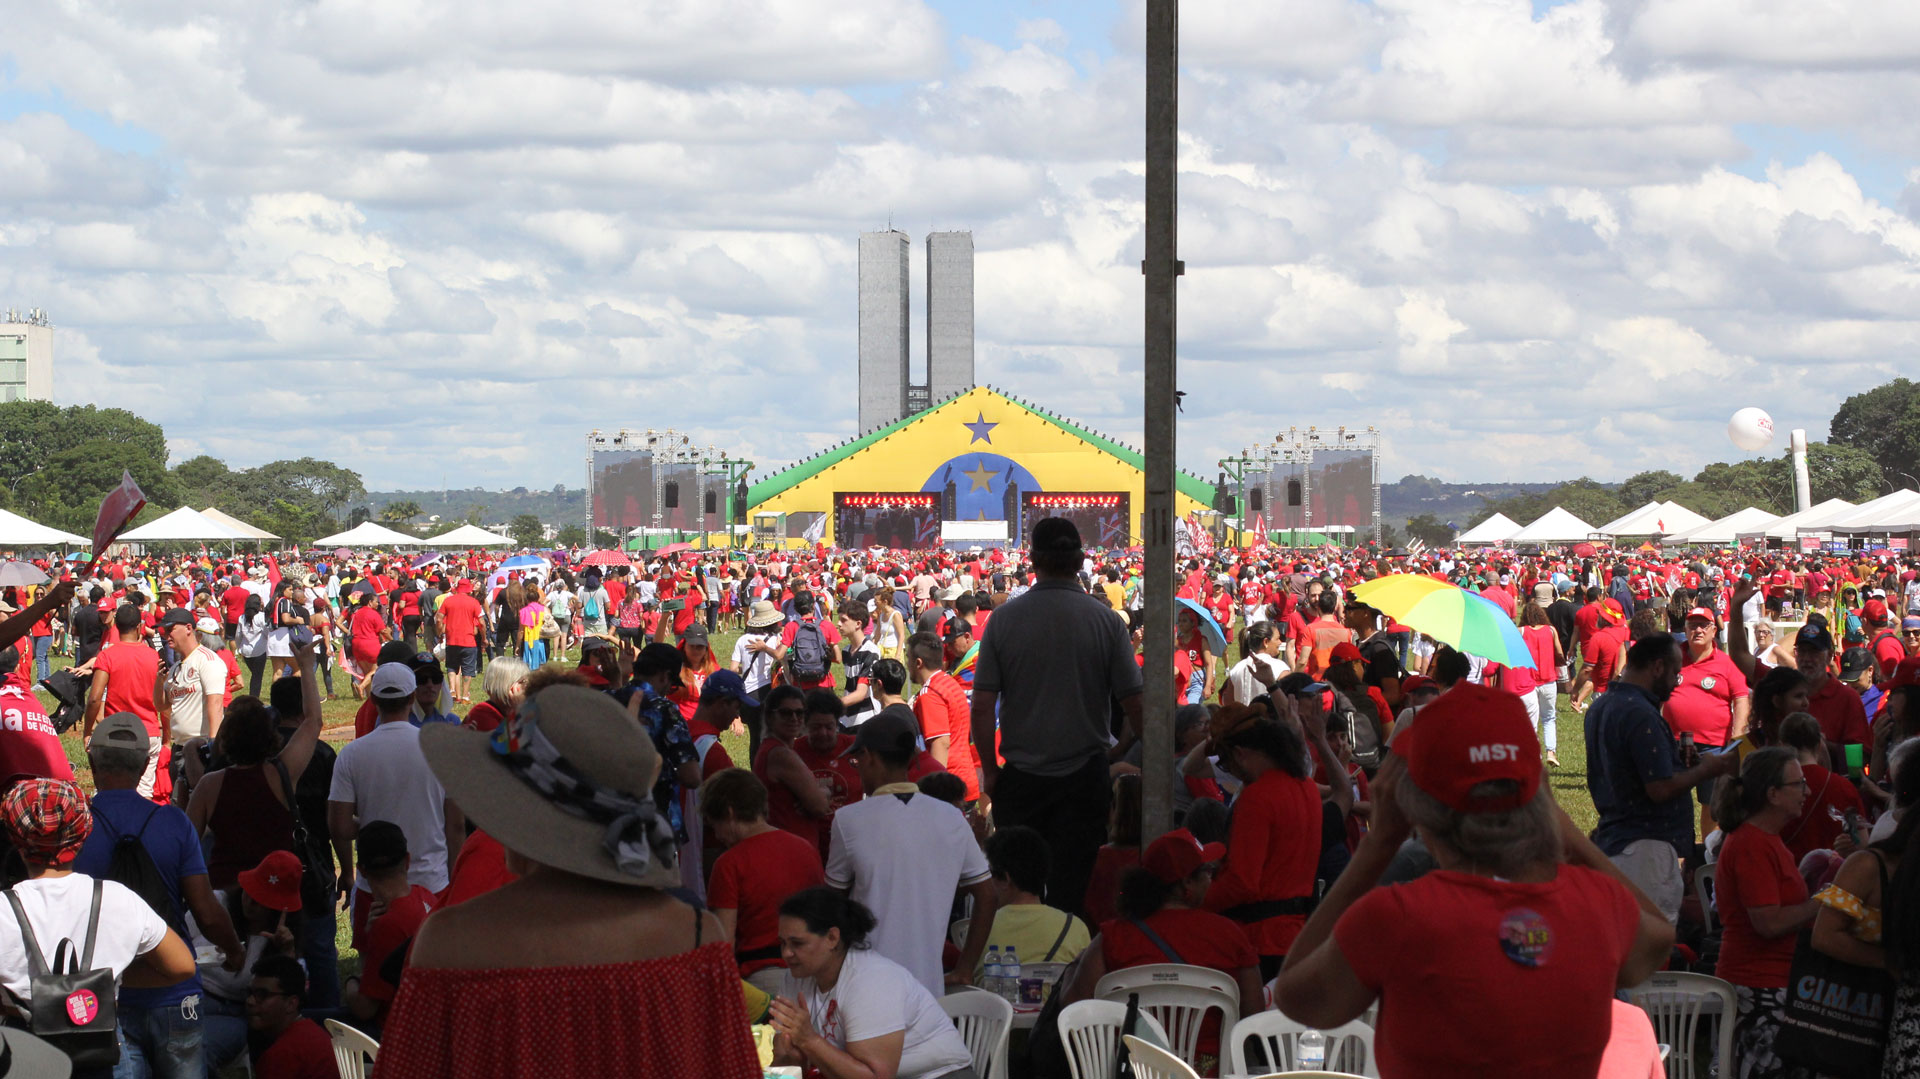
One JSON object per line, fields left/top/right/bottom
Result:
{"left": 991, "top": 756, "right": 1109, "bottom": 919}
{"left": 737, "top": 699, "right": 764, "bottom": 764}
{"left": 401, "top": 615, "right": 422, "bottom": 651}
{"left": 244, "top": 655, "right": 267, "bottom": 697}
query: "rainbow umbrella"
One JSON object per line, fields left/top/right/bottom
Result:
{"left": 1350, "top": 574, "right": 1534, "bottom": 669}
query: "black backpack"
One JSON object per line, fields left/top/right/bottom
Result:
{"left": 5, "top": 880, "right": 119, "bottom": 1067}
{"left": 99, "top": 806, "right": 187, "bottom": 940}
{"left": 786, "top": 619, "right": 830, "bottom": 683}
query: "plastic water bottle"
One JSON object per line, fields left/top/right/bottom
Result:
{"left": 1297, "top": 1030, "right": 1326, "bottom": 1070}
{"left": 983, "top": 946, "right": 1003, "bottom": 995}
{"left": 1001, "top": 947, "right": 1021, "bottom": 1004}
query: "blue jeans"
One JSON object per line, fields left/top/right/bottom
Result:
{"left": 31, "top": 634, "right": 50, "bottom": 683}
{"left": 198, "top": 994, "right": 248, "bottom": 1076}
{"left": 302, "top": 891, "right": 342, "bottom": 1010}
{"left": 113, "top": 994, "right": 203, "bottom": 1079}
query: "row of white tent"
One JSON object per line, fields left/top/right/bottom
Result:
{"left": 1459, "top": 490, "right": 1920, "bottom": 547}
{"left": 0, "top": 507, "right": 514, "bottom": 550}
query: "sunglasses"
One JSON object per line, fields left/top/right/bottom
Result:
{"left": 772, "top": 706, "right": 806, "bottom": 717}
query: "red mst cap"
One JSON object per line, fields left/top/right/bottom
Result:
{"left": 1685, "top": 607, "right": 1718, "bottom": 625}
{"left": 1141, "top": 829, "right": 1226, "bottom": 884}
{"left": 1397, "top": 683, "right": 1541, "bottom": 814}
{"left": 1889, "top": 657, "right": 1920, "bottom": 691}
{"left": 1329, "top": 642, "right": 1364, "bottom": 665}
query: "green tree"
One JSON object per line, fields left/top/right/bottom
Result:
{"left": 0, "top": 402, "right": 170, "bottom": 514}
{"left": 171, "top": 455, "right": 233, "bottom": 504}
{"left": 554, "top": 523, "right": 587, "bottom": 548}
{"left": 255, "top": 498, "right": 324, "bottom": 546}
{"left": 348, "top": 507, "right": 371, "bottom": 527}
{"left": 1617, "top": 470, "right": 1685, "bottom": 507}
{"left": 1829, "top": 378, "right": 1920, "bottom": 489}
{"left": 464, "top": 504, "right": 489, "bottom": 526}
{"left": 509, "top": 513, "right": 545, "bottom": 548}
{"left": 1403, "top": 513, "right": 1454, "bottom": 547}
{"left": 380, "top": 500, "right": 423, "bottom": 524}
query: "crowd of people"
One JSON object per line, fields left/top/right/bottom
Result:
{"left": 0, "top": 526, "right": 1913, "bottom": 1076}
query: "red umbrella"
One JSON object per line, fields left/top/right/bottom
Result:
{"left": 1571, "top": 542, "right": 1599, "bottom": 558}
{"left": 579, "top": 549, "right": 632, "bottom": 567}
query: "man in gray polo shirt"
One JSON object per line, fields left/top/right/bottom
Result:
{"left": 971, "top": 517, "right": 1143, "bottom": 917}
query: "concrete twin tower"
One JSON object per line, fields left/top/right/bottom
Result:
{"left": 858, "top": 229, "right": 974, "bottom": 435}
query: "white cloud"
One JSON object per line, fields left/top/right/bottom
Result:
{"left": 2, "top": 0, "right": 1919, "bottom": 491}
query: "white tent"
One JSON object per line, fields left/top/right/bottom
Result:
{"left": 0, "top": 508, "right": 88, "bottom": 547}
{"left": 1737, "top": 497, "right": 1856, "bottom": 542}
{"left": 1823, "top": 489, "right": 1920, "bottom": 534}
{"left": 1665, "top": 506, "right": 1779, "bottom": 546}
{"left": 314, "top": 521, "right": 419, "bottom": 548}
{"left": 1508, "top": 507, "right": 1604, "bottom": 545}
{"left": 120, "top": 507, "right": 249, "bottom": 542}
{"left": 421, "top": 523, "right": 512, "bottom": 547}
{"left": 1596, "top": 500, "right": 1712, "bottom": 538}
{"left": 1455, "top": 513, "right": 1522, "bottom": 546}
{"left": 201, "top": 507, "right": 279, "bottom": 541}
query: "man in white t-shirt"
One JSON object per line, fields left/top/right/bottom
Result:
{"left": 327, "top": 663, "right": 464, "bottom": 946}
{"left": 825, "top": 713, "right": 996, "bottom": 999}
{"left": 160, "top": 609, "right": 226, "bottom": 743}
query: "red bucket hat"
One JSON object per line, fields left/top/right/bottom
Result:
{"left": 238, "top": 850, "right": 305, "bottom": 913}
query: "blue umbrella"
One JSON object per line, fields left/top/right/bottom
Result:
{"left": 499, "top": 554, "right": 547, "bottom": 571}
{"left": 1174, "top": 596, "right": 1227, "bottom": 656}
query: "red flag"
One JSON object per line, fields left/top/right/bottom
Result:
{"left": 92, "top": 470, "right": 148, "bottom": 555}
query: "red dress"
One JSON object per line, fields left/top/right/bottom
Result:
{"left": 371, "top": 940, "right": 761, "bottom": 1078}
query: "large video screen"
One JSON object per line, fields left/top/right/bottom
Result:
{"left": 1023, "top": 492, "right": 1130, "bottom": 549}
{"left": 1308, "top": 449, "right": 1374, "bottom": 531}
{"left": 656, "top": 460, "right": 704, "bottom": 532}
{"left": 590, "top": 449, "right": 655, "bottom": 533}
{"left": 1263, "top": 461, "right": 1309, "bottom": 531}
{"left": 835, "top": 493, "right": 939, "bottom": 549}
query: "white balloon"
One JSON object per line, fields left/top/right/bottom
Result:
{"left": 1727, "top": 407, "right": 1775, "bottom": 452}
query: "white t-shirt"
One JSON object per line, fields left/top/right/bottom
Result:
{"left": 1224, "top": 652, "right": 1289, "bottom": 705}
{"left": 0, "top": 875, "right": 167, "bottom": 1002}
{"left": 825, "top": 791, "right": 991, "bottom": 1000}
{"left": 168, "top": 646, "right": 228, "bottom": 742}
{"left": 547, "top": 588, "right": 574, "bottom": 621}
{"left": 732, "top": 632, "right": 780, "bottom": 693}
{"left": 841, "top": 638, "right": 884, "bottom": 726}
{"left": 328, "top": 720, "right": 452, "bottom": 893}
{"left": 780, "top": 948, "right": 974, "bottom": 1079}
{"left": 234, "top": 613, "right": 269, "bottom": 659}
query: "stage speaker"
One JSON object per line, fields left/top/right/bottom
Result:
{"left": 704, "top": 489, "right": 717, "bottom": 514}
{"left": 1286, "top": 480, "right": 1302, "bottom": 507}
{"left": 664, "top": 482, "right": 680, "bottom": 509}
{"left": 1249, "top": 487, "right": 1264, "bottom": 512}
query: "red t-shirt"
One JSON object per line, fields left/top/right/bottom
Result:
{"left": 398, "top": 591, "right": 421, "bottom": 619}
{"left": 913, "top": 671, "right": 977, "bottom": 800}
{"left": 1662, "top": 648, "right": 1748, "bottom": 747}
{"left": 754, "top": 740, "right": 819, "bottom": 844}
{"left": 438, "top": 593, "right": 484, "bottom": 648}
{"left": 1335, "top": 867, "right": 1639, "bottom": 1077}
{"left": 1203, "top": 769, "right": 1320, "bottom": 956}
{"left": 1782, "top": 764, "right": 1867, "bottom": 862}
{"left": 1715, "top": 824, "right": 1807, "bottom": 988}
{"left": 256, "top": 1018, "right": 337, "bottom": 1079}
{"left": 603, "top": 579, "right": 627, "bottom": 612}
{"left": 0, "top": 671, "right": 74, "bottom": 783}
{"left": 359, "top": 885, "right": 436, "bottom": 1004}
{"left": 94, "top": 642, "right": 160, "bottom": 728}
{"left": 708, "top": 828, "right": 825, "bottom": 977}
{"left": 1101, "top": 909, "right": 1257, "bottom": 1060}
{"left": 1751, "top": 662, "right": 1871, "bottom": 748}
{"left": 793, "top": 734, "right": 862, "bottom": 860}
{"left": 221, "top": 586, "right": 251, "bottom": 624}
{"left": 347, "top": 607, "right": 388, "bottom": 662}
{"left": 1583, "top": 625, "right": 1629, "bottom": 693}
{"left": 440, "top": 830, "right": 516, "bottom": 909}
{"left": 1083, "top": 846, "right": 1141, "bottom": 928}
{"left": 1573, "top": 603, "right": 1603, "bottom": 648}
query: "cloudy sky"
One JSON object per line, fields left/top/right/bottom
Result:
{"left": 5, "top": 0, "right": 1919, "bottom": 491}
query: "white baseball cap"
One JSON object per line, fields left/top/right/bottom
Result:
{"left": 370, "top": 663, "right": 418, "bottom": 700}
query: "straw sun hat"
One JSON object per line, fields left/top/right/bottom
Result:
{"left": 420, "top": 684, "right": 680, "bottom": 888}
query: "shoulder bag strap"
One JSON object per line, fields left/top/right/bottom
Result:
{"left": 1127, "top": 917, "right": 1186, "bottom": 965}
{"left": 269, "top": 756, "right": 310, "bottom": 846}
{"left": 1043, "top": 910, "right": 1075, "bottom": 961}
{"left": 1782, "top": 773, "right": 1830, "bottom": 847}
{"left": 3, "top": 890, "right": 48, "bottom": 977}
{"left": 80, "top": 879, "right": 102, "bottom": 971}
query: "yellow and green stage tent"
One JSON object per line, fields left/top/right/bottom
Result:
{"left": 746, "top": 386, "right": 1217, "bottom": 549}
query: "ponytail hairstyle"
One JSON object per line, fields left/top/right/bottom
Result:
{"left": 1709, "top": 746, "right": 1797, "bottom": 835}
{"left": 777, "top": 887, "right": 877, "bottom": 951}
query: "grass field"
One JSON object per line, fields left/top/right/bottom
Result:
{"left": 42, "top": 626, "right": 1601, "bottom": 979}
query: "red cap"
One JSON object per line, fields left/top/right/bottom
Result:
{"left": 1599, "top": 599, "right": 1625, "bottom": 624}
{"left": 1889, "top": 657, "right": 1920, "bottom": 691}
{"left": 1864, "top": 599, "right": 1890, "bottom": 624}
{"left": 1397, "top": 683, "right": 1541, "bottom": 814}
{"left": 238, "top": 850, "right": 304, "bottom": 913}
{"left": 1141, "top": 829, "right": 1226, "bottom": 884}
{"left": 1400, "top": 673, "right": 1435, "bottom": 695}
{"left": 1329, "top": 641, "right": 1364, "bottom": 665}
{"left": 1685, "top": 607, "right": 1718, "bottom": 625}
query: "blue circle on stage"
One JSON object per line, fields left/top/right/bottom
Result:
{"left": 921, "top": 454, "right": 1042, "bottom": 521}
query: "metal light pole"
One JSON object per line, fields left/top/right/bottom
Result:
{"left": 1141, "top": 0, "right": 1181, "bottom": 843}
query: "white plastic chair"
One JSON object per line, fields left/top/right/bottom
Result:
{"left": 941, "top": 986, "right": 1013, "bottom": 1079}
{"left": 1624, "top": 971, "right": 1734, "bottom": 1079}
{"left": 1096, "top": 964, "right": 1240, "bottom": 1071}
{"left": 1121, "top": 1034, "right": 1201, "bottom": 1079}
{"left": 1694, "top": 863, "right": 1716, "bottom": 933}
{"left": 1241, "top": 1072, "right": 1369, "bottom": 1078}
{"left": 324, "top": 1018, "right": 379, "bottom": 1079}
{"left": 1225, "top": 1012, "right": 1378, "bottom": 1077}
{"left": 1058, "top": 999, "right": 1171, "bottom": 1079}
